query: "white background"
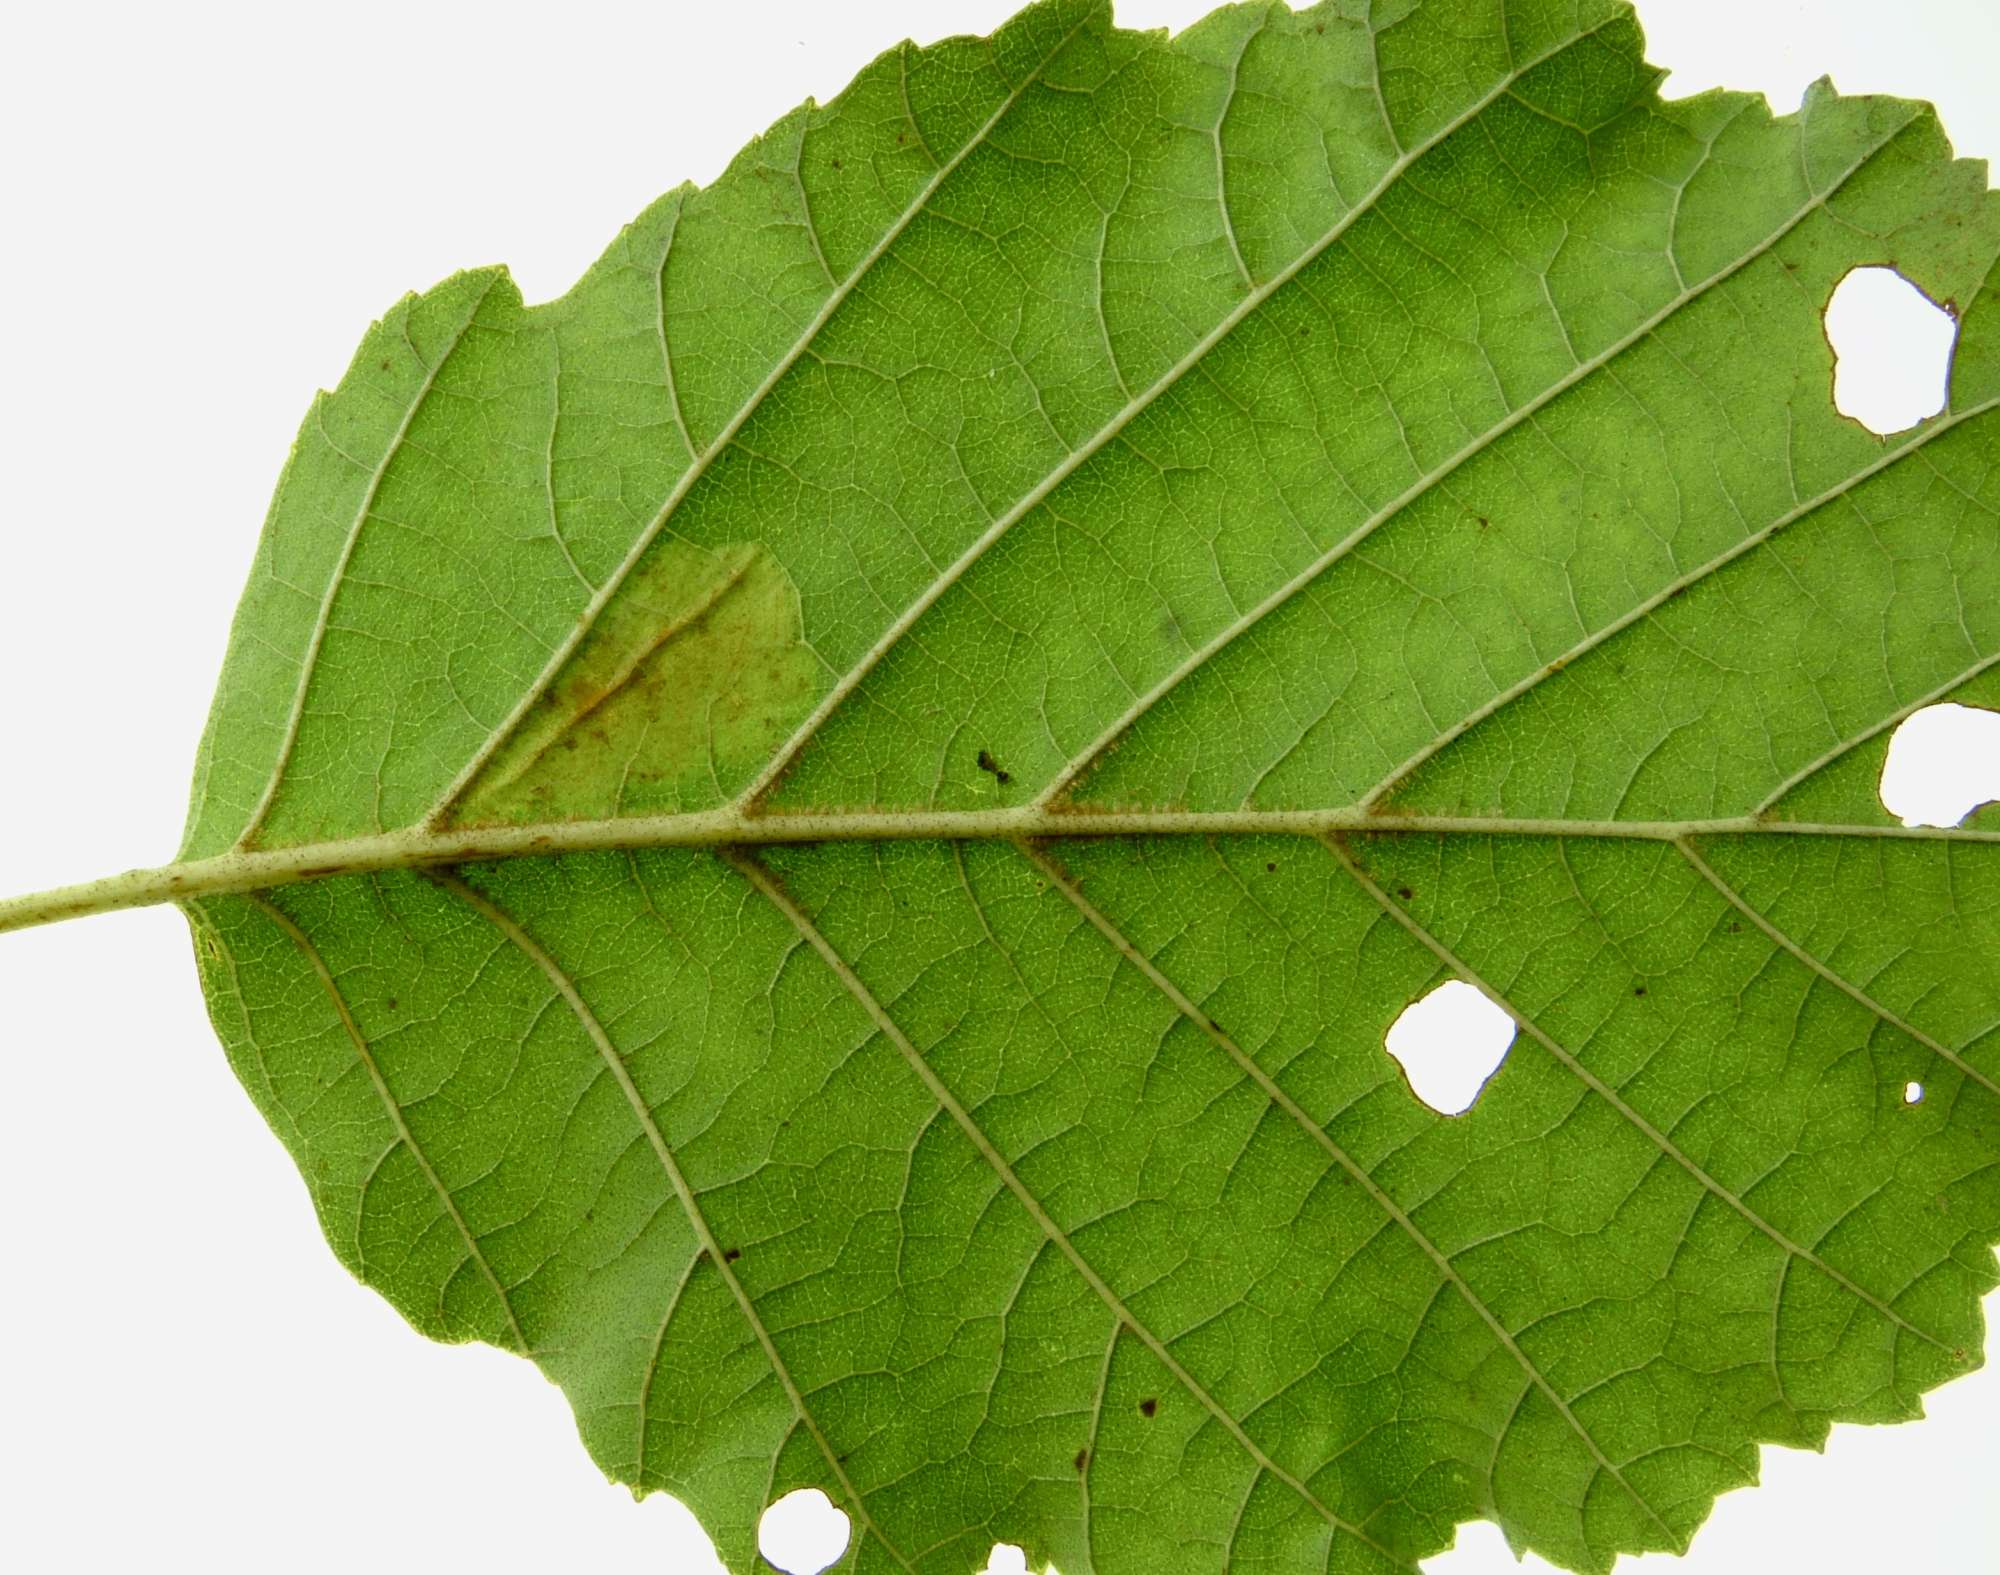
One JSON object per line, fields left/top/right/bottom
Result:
{"left": 0, "top": 3, "right": 1995, "bottom": 1571}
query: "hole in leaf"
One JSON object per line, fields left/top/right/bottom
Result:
{"left": 1879, "top": 704, "right": 2000, "bottom": 826}
{"left": 1384, "top": 981, "right": 1516, "bottom": 1115}
{"left": 1905, "top": 1081, "right": 1925, "bottom": 1105}
{"left": 1824, "top": 266, "right": 1956, "bottom": 435}
{"left": 757, "top": 1489, "right": 850, "bottom": 1575}
{"left": 982, "top": 1546, "right": 1030, "bottom": 1575}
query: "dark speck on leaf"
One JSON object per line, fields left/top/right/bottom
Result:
{"left": 976, "top": 748, "right": 1012, "bottom": 786}
{"left": 1139, "top": 1397, "right": 1158, "bottom": 1418}
{"left": 724, "top": 1248, "right": 742, "bottom": 1262}
{"left": 1074, "top": 1449, "right": 1088, "bottom": 1472}
{"left": 1634, "top": 986, "right": 1648, "bottom": 997}
{"left": 1397, "top": 886, "right": 1413, "bottom": 899}
{"left": 1265, "top": 862, "right": 1277, "bottom": 873}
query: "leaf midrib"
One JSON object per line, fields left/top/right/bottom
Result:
{"left": 4, "top": 807, "right": 1993, "bottom": 939}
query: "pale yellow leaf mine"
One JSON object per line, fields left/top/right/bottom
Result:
{"left": 452, "top": 541, "right": 816, "bottom": 825}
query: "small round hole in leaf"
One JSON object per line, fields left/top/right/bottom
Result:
{"left": 1880, "top": 703, "right": 2000, "bottom": 826}
{"left": 758, "top": 1489, "right": 850, "bottom": 1575}
{"left": 1384, "top": 981, "right": 1516, "bottom": 1115}
{"left": 1905, "top": 1082, "right": 1925, "bottom": 1105}
{"left": 1824, "top": 266, "right": 1956, "bottom": 435}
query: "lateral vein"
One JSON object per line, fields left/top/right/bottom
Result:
{"left": 247, "top": 890, "right": 531, "bottom": 1356}
{"left": 424, "top": 15, "right": 1092, "bottom": 829}
{"left": 1039, "top": 116, "right": 1916, "bottom": 807}
{"left": 1362, "top": 400, "right": 2000, "bottom": 809}
{"left": 726, "top": 846, "right": 1414, "bottom": 1571}
{"left": 740, "top": 14, "right": 1630, "bottom": 813}
{"left": 240, "top": 279, "right": 496, "bottom": 849}
{"left": 1322, "top": 835, "right": 1961, "bottom": 1357}
{"left": 1021, "top": 839, "right": 1683, "bottom": 1548}
{"left": 430, "top": 868, "right": 914, "bottom": 1572}
{"left": 1675, "top": 838, "right": 2000, "bottom": 1101}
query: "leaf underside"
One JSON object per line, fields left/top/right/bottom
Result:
{"left": 176, "top": 2, "right": 2000, "bottom": 1571}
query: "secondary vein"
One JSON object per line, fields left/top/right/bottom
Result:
{"left": 1323, "top": 834, "right": 1962, "bottom": 1358}
{"left": 1021, "top": 839, "right": 1683, "bottom": 1549}
{"left": 423, "top": 14, "right": 1092, "bottom": 830}
{"left": 430, "top": 868, "right": 916, "bottom": 1573}
{"left": 248, "top": 889, "right": 531, "bottom": 1355}
{"left": 727, "top": 846, "right": 1414, "bottom": 1571}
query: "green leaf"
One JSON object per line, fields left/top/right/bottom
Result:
{"left": 4, "top": 1, "right": 1998, "bottom": 1571}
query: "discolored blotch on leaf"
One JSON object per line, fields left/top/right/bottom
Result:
{"left": 452, "top": 540, "right": 815, "bottom": 824}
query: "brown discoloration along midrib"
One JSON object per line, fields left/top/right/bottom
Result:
{"left": 515, "top": 548, "right": 757, "bottom": 777}
{"left": 450, "top": 540, "right": 817, "bottom": 828}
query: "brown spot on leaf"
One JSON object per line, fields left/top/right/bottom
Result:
{"left": 450, "top": 541, "right": 815, "bottom": 825}
{"left": 1138, "top": 1397, "right": 1158, "bottom": 1418}
{"left": 976, "top": 749, "right": 1013, "bottom": 786}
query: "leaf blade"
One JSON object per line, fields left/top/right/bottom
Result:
{"left": 154, "top": 3, "right": 2000, "bottom": 1572}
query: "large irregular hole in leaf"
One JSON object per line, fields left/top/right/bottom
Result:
{"left": 1879, "top": 703, "right": 2000, "bottom": 825}
{"left": 756, "top": 1489, "right": 849, "bottom": 1575}
{"left": 1824, "top": 265, "right": 1958, "bottom": 435}
{"left": 980, "top": 1545, "right": 1032, "bottom": 1575}
{"left": 1383, "top": 981, "right": 1516, "bottom": 1116}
